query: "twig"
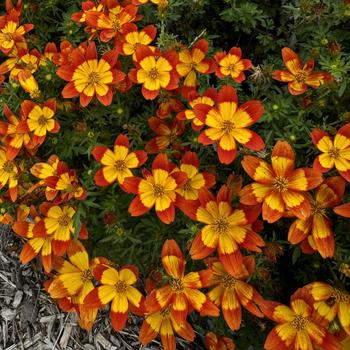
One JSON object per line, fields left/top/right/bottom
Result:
{"left": 52, "top": 313, "right": 70, "bottom": 350}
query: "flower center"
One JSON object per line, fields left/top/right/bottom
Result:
{"left": 227, "top": 63, "right": 236, "bottom": 72}
{"left": 152, "top": 184, "right": 165, "bottom": 197}
{"left": 273, "top": 176, "right": 289, "bottom": 192}
{"left": 81, "top": 269, "right": 93, "bottom": 282}
{"left": 170, "top": 278, "right": 184, "bottom": 293}
{"left": 114, "top": 160, "right": 126, "bottom": 171}
{"left": 2, "top": 161, "right": 14, "bottom": 173}
{"left": 221, "top": 274, "right": 237, "bottom": 290}
{"left": 37, "top": 115, "right": 48, "bottom": 126}
{"left": 328, "top": 147, "right": 340, "bottom": 159}
{"left": 115, "top": 280, "right": 127, "bottom": 293}
{"left": 112, "top": 18, "right": 121, "bottom": 31}
{"left": 183, "top": 179, "right": 193, "bottom": 192}
{"left": 4, "top": 32, "right": 13, "bottom": 42}
{"left": 295, "top": 70, "right": 308, "bottom": 83}
{"left": 57, "top": 214, "right": 70, "bottom": 227}
{"left": 327, "top": 288, "right": 350, "bottom": 305}
{"left": 148, "top": 67, "right": 160, "bottom": 80}
{"left": 87, "top": 72, "right": 100, "bottom": 84}
{"left": 291, "top": 315, "right": 308, "bottom": 330}
{"left": 311, "top": 200, "right": 326, "bottom": 216}
{"left": 221, "top": 120, "right": 235, "bottom": 133}
{"left": 213, "top": 216, "right": 230, "bottom": 234}
{"left": 160, "top": 306, "right": 172, "bottom": 318}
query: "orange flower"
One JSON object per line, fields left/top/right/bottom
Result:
{"left": 56, "top": 41, "right": 125, "bottom": 107}
{"left": 288, "top": 176, "right": 345, "bottom": 258}
{"left": 176, "top": 87, "right": 217, "bottom": 131}
{"left": 121, "top": 153, "right": 187, "bottom": 224}
{"left": 0, "top": 103, "right": 33, "bottom": 160}
{"left": 145, "top": 239, "right": 219, "bottom": 323}
{"left": 92, "top": 134, "right": 147, "bottom": 186}
{"left": 0, "top": 8, "right": 33, "bottom": 55}
{"left": 189, "top": 185, "right": 264, "bottom": 275}
{"left": 85, "top": 3, "right": 138, "bottom": 43}
{"left": 307, "top": 282, "right": 350, "bottom": 336}
{"left": 273, "top": 47, "right": 332, "bottom": 95}
{"left": 145, "top": 117, "right": 184, "bottom": 154}
{"left": 84, "top": 264, "right": 145, "bottom": 331}
{"left": 0, "top": 147, "right": 19, "bottom": 201}
{"left": 17, "top": 69, "right": 40, "bottom": 98}
{"left": 205, "top": 332, "right": 236, "bottom": 350}
{"left": 240, "top": 141, "right": 323, "bottom": 223}
{"left": 139, "top": 305, "right": 195, "bottom": 350}
{"left": 176, "top": 39, "right": 214, "bottom": 96}
{"left": 116, "top": 23, "right": 157, "bottom": 59}
{"left": 71, "top": 1, "right": 104, "bottom": 27}
{"left": 197, "top": 85, "right": 265, "bottom": 164}
{"left": 128, "top": 45, "right": 179, "bottom": 100}
{"left": 156, "top": 90, "right": 184, "bottom": 119}
{"left": 47, "top": 241, "right": 107, "bottom": 330}
{"left": 263, "top": 288, "right": 341, "bottom": 350}
{"left": 204, "top": 257, "right": 266, "bottom": 331}
{"left": 20, "top": 99, "right": 60, "bottom": 147}
{"left": 311, "top": 125, "right": 350, "bottom": 182}
{"left": 214, "top": 47, "right": 252, "bottom": 83}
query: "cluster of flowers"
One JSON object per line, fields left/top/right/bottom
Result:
{"left": 0, "top": 0, "right": 349, "bottom": 349}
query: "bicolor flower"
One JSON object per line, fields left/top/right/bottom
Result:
{"left": 139, "top": 305, "right": 195, "bottom": 350}
{"left": 263, "top": 287, "right": 341, "bottom": 350}
{"left": 33, "top": 204, "right": 79, "bottom": 256}
{"left": 17, "top": 69, "right": 40, "bottom": 98}
{"left": 128, "top": 45, "right": 179, "bottom": 100}
{"left": 176, "top": 39, "right": 214, "bottom": 96}
{"left": 116, "top": 23, "right": 157, "bottom": 59}
{"left": 0, "top": 103, "right": 32, "bottom": 160}
{"left": 0, "top": 147, "right": 19, "bottom": 201}
{"left": 145, "top": 239, "right": 219, "bottom": 323}
{"left": 156, "top": 90, "right": 184, "bottom": 119}
{"left": 197, "top": 85, "right": 265, "bottom": 164}
{"left": 311, "top": 125, "right": 350, "bottom": 182}
{"left": 56, "top": 41, "right": 125, "bottom": 107}
{"left": 205, "top": 332, "right": 236, "bottom": 350}
{"left": 272, "top": 47, "right": 332, "bottom": 95}
{"left": 176, "top": 87, "right": 217, "bottom": 131}
{"left": 145, "top": 117, "right": 184, "bottom": 154}
{"left": 84, "top": 264, "right": 145, "bottom": 331}
{"left": 204, "top": 257, "right": 266, "bottom": 331}
{"left": 189, "top": 185, "right": 264, "bottom": 275}
{"left": 20, "top": 99, "right": 60, "bottom": 146}
{"left": 121, "top": 153, "right": 187, "bottom": 224}
{"left": 240, "top": 141, "right": 323, "bottom": 223}
{"left": 288, "top": 176, "right": 345, "bottom": 258}
{"left": 47, "top": 241, "right": 107, "bottom": 330}
{"left": 214, "top": 47, "right": 252, "bottom": 83}
{"left": 307, "top": 282, "right": 350, "bottom": 336}
{"left": 92, "top": 134, "right": 147, "bottom": 186}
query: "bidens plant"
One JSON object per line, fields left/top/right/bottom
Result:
{"left": 1, "top": 0, "right": 350, "bottom": 349}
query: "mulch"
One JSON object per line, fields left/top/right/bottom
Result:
{"left": 0, "top": 224, "right": 198, "bottom": 350}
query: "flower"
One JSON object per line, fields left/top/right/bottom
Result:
{"left": 117, "top": 23, "right": 157, "bottom": 59}
{"left": 311, "top": 125, "right": 350, "bottom": 182}
{"left": 128, "top": 45, "right": 179, "bottom": 100}
{"left": 17, "top": 69, "right": 40, "bottom": 98}
{"left": 84, "top": 264, "right": 145, "bottom": 331}
{"left": 121, "top": 153, "right": 187, "bottom": 224}
{"left": 205, "top": 257, "right": 266, "bottom": 331}
{"left": 92, "top": 133, "right": 147, "bottom": 186}
{"left": 20, "top": 99, "right": 60, "bottom": 146}
{"left": 288, "top": 176, "right": 345, "bottom": 258}
{"left": 47, "top": 240, "right": 107, "bottom": 330}
{"left": 189, "top": 185, "right": 264, "bottom": 275}
{"left": 176, "top": 39, "right": 214, "bottom": 96}
{"left": 263, "top": 287, "right": 341, "bottom": 350}
{"left": 197, "top": 85, "right": 265, "bottom": 164}
{"left": 272, "top": 47, "right": 332, "bottom": 95}
{"left": 56, "top": 41, "right": 125, "bottom": 107}
{"left": 145, "top": 239, "right": 219, "bottom": 323}
{"left": 145, "top": 117, "right": 184, "bottom": 154}
{"left": 0, "top": 147, "right": 19, "bottom": 201}
{"left": 307, "top": 282, "right": 350, "bottom": 336}
{"left": 156, "top": 90, "right": 184, "bottom": 119}
{"left": 214, "top": 47, "right": 252, "bottom": 83}
{"left": 240, "top": 141, "right": 323, "bottom": 223}
{"left": 139, "top": 305, "right": 195, "bottom": 350}
{"left": 205, "top": 332, "right": 236, "bottom": 350}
